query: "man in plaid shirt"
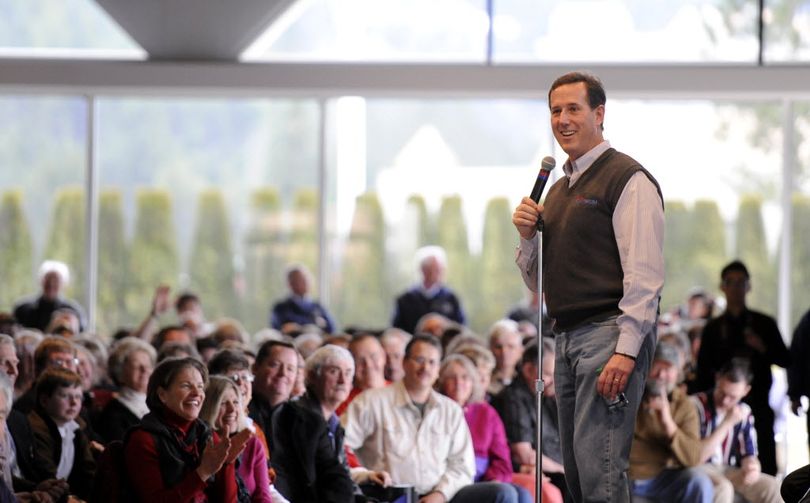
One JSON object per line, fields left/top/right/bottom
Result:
{"left": 692, "top": 358, "right": 780, "bottom": 503}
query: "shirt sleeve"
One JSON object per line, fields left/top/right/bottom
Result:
{"left": 515, "top": 236, "right": 539, "bottom": 292}
{"left": 612, "top": 171, "right": 665, "bottom": 357}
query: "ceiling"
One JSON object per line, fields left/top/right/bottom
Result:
{"left": 94, "top": 0, "right": 297, "bottom": 60}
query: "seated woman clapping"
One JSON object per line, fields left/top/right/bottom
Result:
{"left": 124, "top": 357, "right": 249, "bottom": 503}
{"left": 199, "top": 376, "right": 271, "bottom": 503}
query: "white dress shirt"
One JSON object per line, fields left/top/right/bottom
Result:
{"left": 341, "top": 381, "right": 475, "bottom": 499}
{"left": 516, "top": 140, "right": 665, "bottom": 356}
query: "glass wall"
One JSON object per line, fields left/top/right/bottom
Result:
{"left": 0, "top": 95, "right": 87, "bottom": 312}
{"left": 94, "top": 98, "right": 320, "bottom": 336}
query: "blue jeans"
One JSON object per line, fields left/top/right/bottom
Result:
{"left": 450, "top": 481, "right": 526, "bottom": 503}
{"left": 631, "top": 467, "right": 714, "bottom": 503}
{"left": 554, "top": 318, "right": 654, "bottom": 503}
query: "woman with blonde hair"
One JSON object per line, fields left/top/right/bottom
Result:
{"left": 200, "top": 376, "right": 271, "bottom": 503}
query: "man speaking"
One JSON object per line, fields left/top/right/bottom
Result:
{"left": 512, "top": 72, "right": 664, "bottom": 503}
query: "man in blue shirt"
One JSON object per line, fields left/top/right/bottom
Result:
{"left": 270, "top": 264, "right": 336, "bottom": 334}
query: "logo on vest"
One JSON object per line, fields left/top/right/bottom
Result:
{"left": 574, "top": 195, "right": 598, "bottom": 207}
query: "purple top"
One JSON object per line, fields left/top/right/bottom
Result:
{"left": 237, "top": 434, "right": 273, "bottom": 503}
{"left": 464, "top": 401, "right": 513, "bottom": 483}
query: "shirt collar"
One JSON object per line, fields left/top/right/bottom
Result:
{"left": 393, "top": 380, "right": 437, "bottom": 410}
{"left": 563, "top": 140, "right": 611, "bottom": 180}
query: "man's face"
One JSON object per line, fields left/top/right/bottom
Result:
{"left": 0, "top": 344, "right": 19, "bottom": 385}
{"left": 541, "top": 353, "right": 555, "bottom": 398}
{"left": 253, "top": 346, "right": 298, "bottom": 406}
{"left": 382, "top": 337, "right": 406, "bottom": 382}
{"left": 288, "top": 270, "right": 309, "bottom": 297}
{"left": 350, "top": 337, "right": 386, "bottom": 390}
{"left": 721, "top": 271, "right": 750, "bottom": 307}
{"left": 549, "top": 81, "right": 604, "bottom": 161}
{"left": 491, "top": 331, "right": 523, "bottom": 373}
{"left": 41, "top": 385, "right": 83, "bottom": 426}
{"left": 313, "top": 358, "right": 353, "bottom": 409}
{"left": 649, "top": 359, "right": 679, "bottom": 392}
{"left": 421, "top": 258, "right": 443, "bottom": 289}
{"left": 713, "top": 377, "right": 751, "bottom": 414}
{"left": 41, "top": 272, "right": 62, "bottom": 300}
{"left": 403, "top": 341, "right": 441, "bottom": 392}
{"left": 47, "top": 350, "right": 78, "bottom": 373}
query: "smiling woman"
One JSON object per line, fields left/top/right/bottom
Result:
{"left": 123, "top": 357, "right": 240, "bottom": 503}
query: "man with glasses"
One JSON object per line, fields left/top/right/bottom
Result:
{"left": 695, "top": 260, "right": 790, "bottom": 476}
{"left": 344, "top": 335, "right": 516, "bottom": 502}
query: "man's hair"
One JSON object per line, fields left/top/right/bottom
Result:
{"left": 721, "top": 260, "right": 750, "bottom": 280}
{"left": 380, "top": 328, "right": 412, "bottom": 346}
{"left": 255, "top": 340, "right": 296, "bottom": 367}
{"left": 415, "top": 245, "right": 447, "bottom": 272}
{"left": 38, "top": 260, "right": 70, "bottom": 285}
{"left": 0, "top": 333, "right": 15, "bottom": 350}
{"left": 153, "top": 325, "right": 190, "bottom": 350}
{"left": 0, "top": 374, "right": 13, "bottom": 416}
{"left": 548, "top": 71, "right": 606, "bottom": 110}
{"left": 208, "top": 348, "right": 250, "bottom": 376}
{"left": 487, "top": 319, "right": 521, "bottom": 344}
{"left": 717, "top": 357, "right": 753, "bottom": 384}
{"left": 404, "top": 334, "right": 443, "bottom": 359}
{"left": 304, "top": 344, "right": 355, "bottom": 389}
{"left": 33, "top": 336, "right": 76, "bottom": 374}
{"left": 35, "top": 367, "right": 82, "bottom": 400}
{"left": 146, "top": 357, "right": 208, "bottom": 412}
{"left": 174, "top": 292, "right": 200, "bottom": 312}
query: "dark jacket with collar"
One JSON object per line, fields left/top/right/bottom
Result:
{"left": 270, "top": 395, "right": 354, "bottom": 503}
{"left": 27, "top": 406, "right": 96, "bottom": 500}
{"left": 7, "top": 408, "right": 37, "bottom": 491}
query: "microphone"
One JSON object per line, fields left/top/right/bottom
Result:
{"left": 529, "top": 156, "right": 556, "bottom": 203}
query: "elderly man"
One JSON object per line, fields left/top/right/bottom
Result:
{"left": 13, "top": 261, "right": 87, "bottom": 333}
{"left": 630, "top": 341, "right": 713, "bottom": 502}
{"left": 487, "top": 320, "right": 524, "bottom": 396}
{"left": 272, "top": 345, "right": 388, "bottom": 502}
{"left": 271, "top": 264, "right": 336, "bottom": 334}
{"left": 345, "top": 335, "right": 518, "bottom": 502}
{"left": 692, "top": 359, "right": 781, "bottom": 503}
{"left": 392, "top": 246, "right": 466, "bottom": 335}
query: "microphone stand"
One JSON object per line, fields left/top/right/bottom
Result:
{"left": 534, "top": 216, "right": 545, "bottom": 503}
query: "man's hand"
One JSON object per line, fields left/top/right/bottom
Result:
{"left": 151, "top": 285, "right": 171, "bottom": 317}
{"left": 34, "top": 479, "right": 68, "bottom": 501}
{"left": 645, "top": 392, "right": 677, "bottom": 438}
{"left": 597, "top": 353, "right": 635, "bottom": 401}
{"left": 419, "top": 491, "right": 446, "bottom": 503}
{"left": 368, "top": 470, "right": 392, "bottom": 487}
{"left": 721, "top": 404, "right": 746, "bottom": 426}
{"left": 741, "top": 455, "right": 761, "bottom": 486}
{"left": 512, "top": 197, "right": 543, "bottom": 240}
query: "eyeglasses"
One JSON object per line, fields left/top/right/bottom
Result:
{"left": 49, "top": 357, "right": 80, "bottom": 368}
{"left": 228, "top": 373, "right": 255, "bottom": 385}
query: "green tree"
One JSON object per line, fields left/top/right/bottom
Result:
{"left": 335, "top": 192, "right": 388, "bottom": 329}
{"left": 407, "top": 194, "right": 435, "bottom": 247}
{"left": 662, "top": 200, "right": 692, "bottom": 312}
{"left": 287, "top": 188, "right": 318, "bottom": 288}
{"left": 436, "top": 195, "right": 473, "bottom": 326}
{"left": 0, "top": 190, "right": 33, "bottom": 310}
{"left": 791, "top": 195, "right": 810, "bottom": 328}
{"left": 476, "top": 197, "right": 524, "bottom": 333}
{"left": 43, "top": 187, "right": 86, "bottom": 305}
{"left": 189, "top": 189, "right": 236, "bottom": 320}
{"left": 125, "top": 189, "right": 179, "bottom": 322}
{"left": 689, "top": 200, "right": 728, "bottom": 300}
{"left": 96, "top": 190, "right": 128, "bottom": 336}
{"left": 243, "top": 187, "right": 286, "bottom": 332}
{"left": 735, "top": 195, "right": 776, "bottom": 314}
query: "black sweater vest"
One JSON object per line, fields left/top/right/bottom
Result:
{"left": 543, "top": 148, "right": 662, "bottom": 331}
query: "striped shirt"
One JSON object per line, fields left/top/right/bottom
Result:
{"left": 692, "top": 391, "right": 757, "bottom": 467}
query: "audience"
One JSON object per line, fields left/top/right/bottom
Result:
{"left": 199, "top": 376, "right": 271, "bottom": 502}
{"left": 13, "top": 261, "right": 87, "bottom": 333}
{"left": 95, "top": 337, "right": 155, "bottom": 442}
{"left": 392, "top": 246, "right": 466, "bottom": 334}
{"left": 124, "top": 357, "right": 244, "bottom": 502}
{"left": 629, "top": 341, "right": 713, "bottom": 502}
{"left": 271, "top": 264, "right": 336, "bottom": 334}
{"left": 692, "top": 358, "right": 781, "bottom": 503}
{"left": 487, "top": 320, "right": 524, "bottom": 396}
